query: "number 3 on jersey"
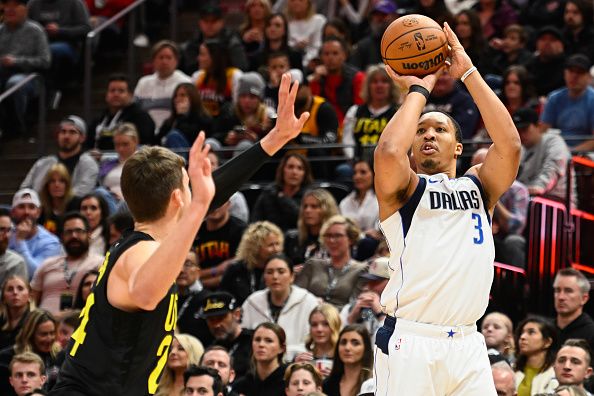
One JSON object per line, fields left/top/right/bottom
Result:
{"left": 471, "top": 213, "right": 484, "bottom": 245}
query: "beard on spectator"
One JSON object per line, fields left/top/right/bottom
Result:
{"left": 65, "top": 238, "right": 89, "bottom": 258}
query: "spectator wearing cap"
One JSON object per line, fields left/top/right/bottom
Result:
{"left": 0, "top": 0, "right": 51, "bottom": 139}
{"left": 27, "top": 0, "right": 91, "bottom": 91}
{"left": 199, "top": 291, "right": 253, "bottom": 378}
{"left": 8, "top": 189, "right": 62, "bottom": 276}
{"left": 309, "top": 36, "right": 365, "bottom": 128}
{"left": 241, "top": 254, "right": 319, "bottom": 360}
{"left": 526, "top": 26, "right": 566, "bottom": 97}
{"left": 513, "top": 107, "right": 577, "bottom": 206}
{"left": 212, "top": 72, "right": 275, "bottom": 152}
{"left": 349, "top": 1, "right": 398, "bottom": 72}
{"left": 562, "top": 0, "right": 594, "bottom": 61}
{"left": 179, "top": 1, "right": 249, "bottom": 75}
{"left": 540, "top": 54, "right": 594, "bottom": 151}
{"left": 21, "top": 115, "right": 99, "bottom": 197}
{"left": 133, "top": 40, "right": 192, "bottom": 131}
{"left": 340, "top": 256, "right": 389, "bottom": 340}
{"left": 30, "top": 212, "right": 102, "bottom": 316}
{"left": 0, "top": 208, "right": 28, "bottom": 285}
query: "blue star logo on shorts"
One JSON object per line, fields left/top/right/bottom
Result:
{"left": 447, "top": 329, "right": 456, "bottom": 338}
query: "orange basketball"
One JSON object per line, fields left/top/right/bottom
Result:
{"left": 381, "top": 14, "right": 448, "bottom": 77}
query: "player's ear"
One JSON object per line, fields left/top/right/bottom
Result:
{"left": 171, "top": 188, "right": 184, "bottom": 208}
{"left": 454, "top": 142, "right": 463, "bottom": 157}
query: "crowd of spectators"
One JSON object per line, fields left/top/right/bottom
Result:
{"left": 1, "top": 0, "right": 594, "bottom": 394}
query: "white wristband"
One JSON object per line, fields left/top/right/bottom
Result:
{"left": 461, "top": 66, "right": 477, "bottom": 83}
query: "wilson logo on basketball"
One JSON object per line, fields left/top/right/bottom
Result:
{"left": 401, "top": 52, "right": 446, "bottom": 71}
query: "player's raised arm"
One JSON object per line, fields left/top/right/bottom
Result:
{"left": 125, "top": 133, "right": 215, "bottom": 310}
{"left": 374, "top": 66, "right": 442, "bottom": 221}
{"left": 443, "top": 23, "right": 521, "bottom": 209}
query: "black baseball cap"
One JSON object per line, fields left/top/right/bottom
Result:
{"left": 565, "top": 54, "right": 591, "bottom": 72}
{"left": 199, "top": 292, "right": 237, "bottom": 318}
{"left": 512, "top": 107, "right": 539, "bottom": 129}
{"left": 199, "top": 1, "right": 223, "bottom": 18}
{"left": 536, "top": 25, "right": 563, "bottom": 41}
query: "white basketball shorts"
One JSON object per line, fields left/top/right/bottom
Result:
{"left": 374, "top": 316, "right": 497, "bottom": 396}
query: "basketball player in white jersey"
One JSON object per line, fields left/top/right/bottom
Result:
{"left": 372, "top": 23, "right": 521, "bottom": 395}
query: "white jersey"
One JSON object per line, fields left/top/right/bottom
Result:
{"left": 380, "top": 173, "right": 494, "bottom": 326}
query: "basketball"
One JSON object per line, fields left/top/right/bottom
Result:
{"left": 381, "top": 14, "right": 448, "bottom": 77}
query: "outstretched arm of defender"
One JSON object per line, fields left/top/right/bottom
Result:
{"left": 374, "top": 66, "right": 442, "bottom": 221}
{"left": 443, "top": 23, "right": 521, "bottom": 209}
{"left": 125, "top": 133, "right": 215, "bottom": 311}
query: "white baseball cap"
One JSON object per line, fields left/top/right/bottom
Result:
{"left": 361, "top": 256, "right": 391, "bottom": 280}
{"left": 12, "top": 188, "right": 41, "bottom": 208}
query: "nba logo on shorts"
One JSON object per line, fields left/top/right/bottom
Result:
{"left": 413, "top": 32, "right": 426, "bottom": 50}
{"left": 395, "top": 338, "right": 402, "bottom": 351}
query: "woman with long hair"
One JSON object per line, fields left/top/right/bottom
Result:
{"left": 232, "top": 322, "right": 288, "bottom": 396}
{"left": 339, "top": 159, "right": 378, "bottom": 233}
{"left": 500, "top": 65, "right": 540, "bottom": 117}
{"left": 155, "top": 334, "right": 204, "bottom": 396}
{"left": 472, "top": 0, "right": 518, "bottom": 41}
{"left": 158, "top": 83, "right": 213, "bottom": 150}
{"left": 253, "top": 13, "right": 303, "bottom": 71}
{"left": 284, "top": 188, "right": 339, "bottom": 266}
{"left": 38, "top": 164, "right": 79, "bottom": 235}
{"left": 454, "top": 9, "right": 492, "bottom": 74}
{"left": 295, "top": 215, "right": 366, "bottom": 309}
{"left": 322, "top": 324, "right": 372, "bottom": 396}
{"left": 514, "top": 315, "right": 559, "bottom": 395}
{"left": 0, "top": 309, "right": 62, "bottom": 393}
{"left": 0, "top": 275, "right": 33, "bottom": 350}
{"left": 481, "top": 312, "right": 515, "bottom": 364}
{"left": 415, "top": 0, "right": 455, "bottom": 27}
{"left": 342, "top": 64, "right": 400, "bottom": 160}
{"left": 252, "top": 153, "right": 314, "bottom": 231}
{"left": 284, "top": 362, "right": 323, "bottom": 396}
{"left": 79, "top": 193, "right": 110, "bottom": 256}
{"left": 73, "top": 269, "right": 99, "bottom": 309}
{"left": 241, "top": 0, "right": 272, "bottom": 64}
{"left": 241, "top": 254, "right": 319, "bottom": 359}
{"left": 294, "top": 303, "right": 341, "bottom": 377}
{"left": 285, "top": 0, "right": 326, "bottom": 70}
{"left": 220, "top": 221, "right": 284, "bottom": 305}
{"left": 192, "top": 39, "right": 243, "bottom": 119}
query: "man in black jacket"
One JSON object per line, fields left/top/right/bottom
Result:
{"left": 554, "top": 268, "right": 594, "bottom": 352}
{"left": 86, "top": 74, "right": 155, "bottom": 150}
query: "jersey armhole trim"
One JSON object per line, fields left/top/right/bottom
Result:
{"left": 399, "top": 176, "right": 426, "bottom": 238}
{"left": 465, "top": 174, "right": 492, "bottom": 225}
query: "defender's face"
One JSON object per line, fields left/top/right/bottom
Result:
{"left": 413, "top": 112, "right": 461, "bottom": 174}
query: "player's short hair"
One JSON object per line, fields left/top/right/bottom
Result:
{"left": 183, "top": 365, "right": 223, "bottom": 394}
{"left": 554, "top": 268, "right": 591, "bottom": 294}
{"left": 121, "top": 146, "right": 185, "bottom": 222}
{"left": 560, "top": 339, "right": 592, "bottom": 366}
{"left": 9, "top": 352, "right": 45, "bottom": 376}
{"left": 419, "top": 109, "right": 463, "bottom": 143}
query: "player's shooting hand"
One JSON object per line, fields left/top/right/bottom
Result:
{"left": 384, "top": 64, "right": 444, "bottom": 93}
{"left": 261, "top": 73, "right": 310, "bottom": 155}
{"left": 443, "top": 22, "right": 473, "bottom": 80}
{"left": 188, "top": 132, "right": 215, "bottom": 207}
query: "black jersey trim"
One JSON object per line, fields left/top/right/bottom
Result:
{"left": 399, "top": 177, "right": 427, "bottom": 238}
{"left": 465, "top": 174, "right": 492, "bottom": 225}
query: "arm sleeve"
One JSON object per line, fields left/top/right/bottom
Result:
{"left": 13, "top": 26, "right": 51, "bottom": 71}
{"left": 209, "top": 142, "right": 271, "bottom": 212}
